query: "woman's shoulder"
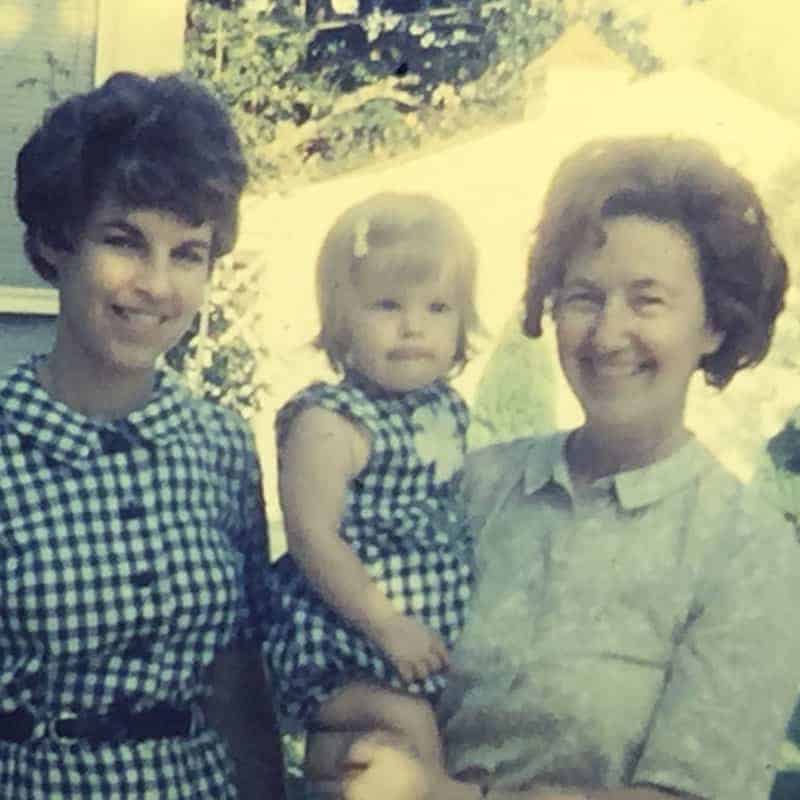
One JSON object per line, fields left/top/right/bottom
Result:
{"left": 464, "top": 433, "right": 556, "bottom": 502}
{"left": 0, "top": 357, "right": 37, "bottom": 440}
{"left": 465, "top": 433, "right": 554, "bottom": 472}
{"left": 686, "top": 441, "right": 798, "bottom": 565}
{"left": 158, "top": 368, "right": 256, "bottom": 453}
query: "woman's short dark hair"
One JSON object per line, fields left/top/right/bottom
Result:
{"left": 16, "top": 71, "right": 248, "bottom": 283}
{"left": 523, "top": 136, "right": 789, "bottom": 389}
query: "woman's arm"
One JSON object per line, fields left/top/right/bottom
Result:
{"left": 203, "top": 641, "right": 287, "bottom": 800}
{"left": 279, "top": 406, "right": 448, "bottom": 681}
{"left": 490, "top": 788, "right": 702, "bottom": 800}
{"left": 490, "top": 789, "right": 700, "bottom": 800}
{"left": 306, "top": 731, "right": 703, "bottom": 800}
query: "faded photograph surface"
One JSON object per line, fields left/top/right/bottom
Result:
{"left": 2, "top": 1, "right": 800, "bottom": 798}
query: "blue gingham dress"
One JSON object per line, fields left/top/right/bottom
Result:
{"left": 265, "top": 370, "right": 473, "bottom": 725}
{"left": 0, "top": 355, "right": 271, "bottom": 799}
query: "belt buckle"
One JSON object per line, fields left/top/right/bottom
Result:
{"left": 189, "top": 704, "right": 205, "bottom": 737}
{"left": 47, "top": 715, "right": 81, "bottom": 743}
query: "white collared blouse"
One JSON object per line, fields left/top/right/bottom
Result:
{"left": 440, "top": 432, "right": 800, "bottom": 800}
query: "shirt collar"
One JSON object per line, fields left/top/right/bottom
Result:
{"left": 523, "top": 429, "right": 715, "bottom": 510}
{"left": 0, "top": 355, "right": 196, "bottom": 466}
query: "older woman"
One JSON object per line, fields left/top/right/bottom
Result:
{"left": 308, "top": 137, "right": 800, "bottom": 800}
{"left": 1, "top": 73, "right": 285, "bottom": 798}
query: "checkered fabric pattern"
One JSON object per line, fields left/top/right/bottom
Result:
{"left": 0, "top": 355, "right": 271, "bottom": 799}
{"left": 265, "top": 370, "right": 473, "bottom": 725}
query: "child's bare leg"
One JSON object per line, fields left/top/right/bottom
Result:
{"left": 315, "top": 681, "right": 444, "bottom": 768}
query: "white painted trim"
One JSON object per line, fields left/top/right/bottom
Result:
{"left": 0, "top": 287, "right": 59, "bottom": 316}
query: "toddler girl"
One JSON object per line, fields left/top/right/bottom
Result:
{"left": 265, "top": 192, "right": 481, "bottom": 767}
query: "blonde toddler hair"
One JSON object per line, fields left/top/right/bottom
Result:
{"left": 315, "top": 192, "right": 481, "bottom": 374}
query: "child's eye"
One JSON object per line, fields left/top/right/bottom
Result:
{"left": 633, "top": 295, "right": 665, "bottom": 311}
{"left": 372, "top": 298, "right": 400, "bottom": 311}
{"left": 429, "top": 301, "right": 452, "bottom": 313}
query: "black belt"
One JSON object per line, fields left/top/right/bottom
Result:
{"left": 0, "top": 702, "right": 200, "bottom": 745}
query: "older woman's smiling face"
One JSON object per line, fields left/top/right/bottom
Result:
{"left": 554, "top": 214, "right": 723, "bottom": 444}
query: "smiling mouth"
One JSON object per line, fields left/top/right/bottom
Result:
{"left": 582, "top": 358, "right": 653, "bottom": 379}
{"left": 113, "top": 305, "right": 166, "bottom": 324}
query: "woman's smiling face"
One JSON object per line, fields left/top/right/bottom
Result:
{"left": 554, "top": 214, "right": 723, "bottom": 442}
{"left": 49, "top": 199, "right": 212, "bottom": 381}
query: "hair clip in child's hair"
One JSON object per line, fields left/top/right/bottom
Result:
{"left": 353, "top": 217, "right": 370, "bottom": 259}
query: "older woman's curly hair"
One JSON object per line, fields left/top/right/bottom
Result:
{"left": 16, "top": 71, "right": 248, "bottom": 284}
{"left": 524, "top": 137, "right": 789, "bottom": 389}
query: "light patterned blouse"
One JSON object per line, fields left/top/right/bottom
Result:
{"left": 440, "top": 431, "right": 800, "bottom": 800}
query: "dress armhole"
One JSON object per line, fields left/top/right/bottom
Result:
{"left": 276, "top": 383, "right": 376, "bottom": 478}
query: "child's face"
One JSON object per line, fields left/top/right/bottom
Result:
{"left": 49, "top": 198, "right": 212, "bottom": 381}
{"left": 345, "top": 264, "right": 461, "bottom": 392}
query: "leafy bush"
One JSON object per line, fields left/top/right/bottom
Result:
{"left": 185, "top": 0, "right": 565, "bottom": 189}
{"left": 590, "top": 7, "right": 663, "bottom": 74}
{"left": 166, "top": 253, "right": 270, "bottom": 419}
{"left": 468, "top": 307, "right": 557, "bottom": 450}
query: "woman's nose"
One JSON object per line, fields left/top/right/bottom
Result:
{"left": 590, "top": 298, "right": 631, "bottom": 351}
{"left": 136, "top": 252, "right": 173, "bottom": 299}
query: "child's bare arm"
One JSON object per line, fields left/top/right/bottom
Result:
{"left": 280, "top": 406, "right": 448, "bottom": 681}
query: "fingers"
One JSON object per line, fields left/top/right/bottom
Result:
{"left": 415, "top": 633, "right": 450, "bottom": 680}
{"left": 432, "top": 632, "right": 450, "bottom": 667}
{"left": 395, "top": 654, "right": 437, "bottom": 683}
{"left": 395, "top": 659, "right": 416, "bottom": 684}
{"left": 392, "top": 632, "right": 451, "bottom": 682}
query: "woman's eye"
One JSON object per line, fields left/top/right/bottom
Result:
{"left": 104, "top": 235, "right": 139, "bottom": 250}
{"left": 373, "top": 298, "right": 400, "bottom": 311}
{"left": 559, "top": 292, "right": 601, "bottom": 309}
{"left": 430, "top": 301, "right": 451, "bottom": 313}
{"left": 174, "top": 248, "right": 207, "bottom": 267}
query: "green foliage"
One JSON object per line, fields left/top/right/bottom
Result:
{"left": 468, "top": 308, "right": 557, "bottom": 450}
{"left": 752, "top": 426, "right": 800, "bottom": 543}
{"left": 185, "top": 0, "right": 564, "bottom": 189}
{"left": 185, "top": 1, "right": 329, "bottom": 185}
{"left": 589, "top": 7, "right": 663, "bottom": 74}
{"left": 166, "top": 255, "right": 270, "bottom": 419}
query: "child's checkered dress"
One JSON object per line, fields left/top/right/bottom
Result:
{"left": 0, "top": 355, "right": 271, "bottom": 799}
{"left": 265, "top": 370, "right": 473, "bottom": 725}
